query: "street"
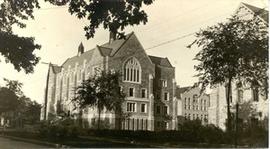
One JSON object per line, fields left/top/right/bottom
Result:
{"left": 0, "top": 137, "right": 49, "bottom": 149}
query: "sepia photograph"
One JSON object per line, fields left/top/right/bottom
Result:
{"left": 0, "top": 0, "right": 268, "bottom": 148}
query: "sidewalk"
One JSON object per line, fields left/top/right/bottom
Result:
{"left": 0, "top": 134, "right": 68, "bottom": 148}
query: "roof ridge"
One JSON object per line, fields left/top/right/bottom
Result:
{"left": 110, "top": 32, "right": 134, "bottom": 56}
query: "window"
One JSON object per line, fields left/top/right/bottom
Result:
{"left": 184, "top": 98, "right": 187, "bottom": 104}
{"left": 129, "top": 88, "right": 134, "bottom": 97}
{"left": 164, "top": 106, "right": 169, "bottom": 115}
{"left": 156, "top": 106, "right": 161, "bottom": 114}
{"left": 193, "top": 114, "right": 195, "bottom": 120}
{"left": 188, "top": 114, "right": 191, "bottom": 120}
{"left": 193, "top": 94, "right": 197, "bottom": 103}
{"left": 252, "top": 88, "right": 259, "bottom": 102}
{"left": 123, "top": 57, "right": 141, "bottom": 83}
{"left": 164, "top": 92, "right": 169, "bottom": 101}
{"left": 141, "top": 89, "right": 146, "bottom": 98}
{"left": 184, "top": 113, "right": 187, "bottom": 119}
{"left": 127, "top": 102, "right": 136, "bottom": 112}
{"left": 237, "top": 89, "right": 243, "bottom": 102}
{"left": 188, "top": 98, "right": 190, "bottom": 105}
{"left": 165, "top": 122, "right": 169, "bottom": 129}
{"left": 162, "top": 80, "right": 167, "bottom": 87}
{"left": 141, "top": 103, "right": 147, "bottom": 113}
{"left": 184, "top": 105, "right": 186, "bottom": 110}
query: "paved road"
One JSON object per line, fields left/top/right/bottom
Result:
{"left": 0, "top": 137, "right": 49, "bottom": 149}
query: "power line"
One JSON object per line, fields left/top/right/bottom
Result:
{"left": 145, "top": 32, "right": 195, "bottom": 50}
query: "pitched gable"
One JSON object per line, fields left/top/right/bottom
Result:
{"left": 100, "top": 32, "right": 134, "bottom": 56}
{"left": 148, "top": 55, "right": 173, "bottom": 68}
{"left": 240, "top": 3, "right": 269, "bottom": 24}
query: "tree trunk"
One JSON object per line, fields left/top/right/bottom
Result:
{"left": 226, "top": 77, "right": 232, "bottom": 132}
{"left": 97, "top": 103, "right": 101, "bottom": 130}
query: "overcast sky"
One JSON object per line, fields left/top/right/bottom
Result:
{"left": 0, "top": 0, "right": 267, "bottom": 104}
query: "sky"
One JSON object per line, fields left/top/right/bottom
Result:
{"left": 0, "top": 0, "right": 268, "bottom": 104}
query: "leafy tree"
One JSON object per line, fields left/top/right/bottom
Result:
{"left": 73, "top": 70, "right": 126, "bottom": 129}
{"left": 46, "top": 0, "right": 154, "bottom": 39}
{"left": 0, "top": 1, "right": 41, "bottom": 73}
{"left": 189, "top": 15, "right": 268, "bottom": 132}
{"left": 18, "top": 96, "right": 42, "bottom": 124}
{"left": 3, "top": 78, "right": 23, "bottom": 96}
{"left": 0, "top": 87, "right": 19, "bottom": 115}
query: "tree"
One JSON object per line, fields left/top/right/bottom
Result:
{"left": 189, "top": 15, "right": 268, "bottom": 132}
{"left": 3, "top": 78, "right": 23, "bottom": 96}
{"left": 18, "top": 96, "right": 42, "bottom": 125}
{"left": 0, "top": 0, "right": 41, "bottom": 73}
{"left": 72, "top": 70, "right": 126, "bottom": 129}
{"left": 0, "top": 87, "right": 19, "bottom": 115}
{"left": 46, "top": 0, "right": 154, "bottom": 39}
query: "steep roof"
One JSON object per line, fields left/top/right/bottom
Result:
{"left": 61, "top": 48, "right": 95, "bottom": 70}
{"left": 60, "top": 32, "right": 134, "bottom": 70}
{"left": 100, "top": 32, "right": 134, "bottom": 56}
{"left": 175, "top": 86, "right": 192, "bottom": 99}
{"left": 148, "top": 55, "right": 173, "bottom": 68}
{"left": 97, "top": 46, "right": 112, "bottom": 56}
{"left": 178, "top": 86, "right": 192, "bottom": 94}
{"left": 241, "top": 2, "right": 269, "bottom": 23}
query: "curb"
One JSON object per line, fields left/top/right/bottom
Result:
{"left": 0, "top": 135, "right": 70, "bottom": 148}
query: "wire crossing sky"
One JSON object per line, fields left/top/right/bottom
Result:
{"left": 0, "top": 0, "right": 267, "bottom": 104}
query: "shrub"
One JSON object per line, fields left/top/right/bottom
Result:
{"left": 38, "top": 117, "right": 80, "bottom": 139}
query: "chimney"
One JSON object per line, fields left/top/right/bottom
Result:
{"left": 109, "top": 31, "right": 116, "bottom": 43}
{"left": 78, "top": 42, "right": 84, "bottom": 56}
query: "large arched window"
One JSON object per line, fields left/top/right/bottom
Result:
{"left": 123, "top": 57, "right": 141, "bottom": 83}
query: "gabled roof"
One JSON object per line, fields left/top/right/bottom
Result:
{"left": 100, "top": 32, "right": 134, "bottom": 56}
{"left": 60, "top": 32, "right": 134, "bottom": 70}
{"left": 61, "top": 48, "right": 95, "bottom": 70}
{"left": 241, "top": 2, "right": 269, "bottom": 23}
{"left": 178, "top": 86, "right": 192, "bottom": 94}
{"left": 175, "top": 86, "right": 192, "bottom": 99}
{"left": 97, "top": 46, "right": 112, "bottom": 56}
{"left": 148, "top": 55, "right": 173, "bottom": 68}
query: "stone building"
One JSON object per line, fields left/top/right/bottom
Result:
{"left": 41, "top": 32, "right": 178, "bottom": 131}
{"left": 176, "top": 86, "right": 210, "bottom": 125}
{"left": 208, "top": 3, "right": 269, "bottom": 130}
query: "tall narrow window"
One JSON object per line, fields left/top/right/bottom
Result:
{"left": 129, "top": 88, "right": 134, "bottom": 97}
{"left": 253, "top": 88, "right": 259, "bottom": 102}
{"left": 127, "top": 102, "right": 136, "bottom": 112}
{"left": 164, "top": 92, "right": 169, "bottom": 101}
{"left": 141, "top": 103, "right": 147, "bottom": 113}
{"left": 66, "top": 77, "right": 69, "bottom": 100}
{"left": 141, "top": 89, "right": 146, "bottom": 98}
{"left": 162, "top": 80, "right": 167, "bottom": 87}
{"left": 164, "top": 106, "right": 169, "bottom": 115}
{"left": 123, "top": 57, "right": 141, "bottom": 83}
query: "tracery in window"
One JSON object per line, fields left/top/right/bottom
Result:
{"left": 123, "top": 57, "right": 141, "bottom": 83}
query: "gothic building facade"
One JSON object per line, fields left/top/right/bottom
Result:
{"left": 208, "top": 3, "right": 269, "bottom": 130}
{"left": 41, "top": 32, "right": 178, "bottom": 131}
